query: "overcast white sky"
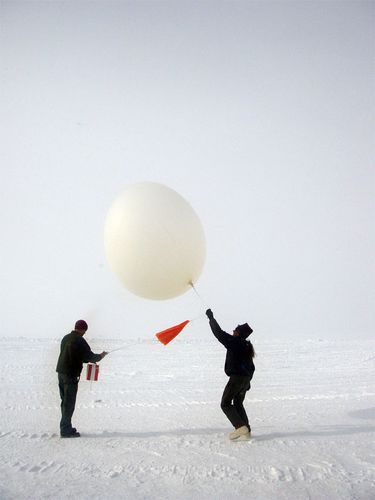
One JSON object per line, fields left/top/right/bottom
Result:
{"left": 1, "top": 0, "right": 374, "bottom": 341}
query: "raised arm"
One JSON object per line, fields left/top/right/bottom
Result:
{"left": 206, "top": 309, "right": 233, "bottom": 349}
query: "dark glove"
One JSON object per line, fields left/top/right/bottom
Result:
{"left": 206, "top": 309, "right": 214, "bottom": 320}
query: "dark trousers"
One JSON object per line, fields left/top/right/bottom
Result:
{"left": 58, "top": 373, "right": 79, "bottom": 434}
{"left": 221, "top": 375, "right": 251, "bottom": 430}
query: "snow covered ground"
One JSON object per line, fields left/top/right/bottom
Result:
{"left": 0, "top": 335, "right": 374, "bottom": 499}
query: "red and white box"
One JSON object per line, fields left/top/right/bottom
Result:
{"left": 86, "top": 363, "right": 99, "bottom": 381}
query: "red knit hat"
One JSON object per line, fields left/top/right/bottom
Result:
{"left": 75, "top": 319, "right": 88, "bottom": 332}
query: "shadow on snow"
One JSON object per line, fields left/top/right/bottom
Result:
{"left": 81, "top": 422, "right": 375, "bottom": 441}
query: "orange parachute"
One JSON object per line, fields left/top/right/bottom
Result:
{"left": 155, "top": 320, "right": 190, "bottom": 345}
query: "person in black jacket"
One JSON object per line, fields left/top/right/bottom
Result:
{"left": 56, "top": 319, "right": 107, "bottom": 438}
{"left": 206, "top": 309, "right": 255, "bottom": 440}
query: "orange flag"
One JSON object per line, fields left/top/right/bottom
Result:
{"left": 155, "top": 320, "right": 190, "bottom": 345}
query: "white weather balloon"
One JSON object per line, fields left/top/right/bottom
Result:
{"left": 104, "top": 182, "right": 206, "bottom": 300}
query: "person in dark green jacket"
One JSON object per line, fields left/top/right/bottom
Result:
{"left": 56, "top": 320, "right": 107, "bottom": 438}
{"left": 206, "top": 309, "right": 255, "bottom": 441}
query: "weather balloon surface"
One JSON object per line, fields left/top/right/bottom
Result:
{"left": 104, "top": 182, "right": 206, "bottom": 300}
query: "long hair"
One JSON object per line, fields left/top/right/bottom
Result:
{"left": 247, "top": 340, "right": 256, "bottom": 359}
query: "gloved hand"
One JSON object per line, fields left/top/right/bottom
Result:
{"left": 100, "top": 351, "right": 108, "bottom": 359}
{"left": 206, "top": 309, "right": 214, "bottom": 320}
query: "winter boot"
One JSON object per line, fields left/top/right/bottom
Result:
{"left": 229, "top": 425, "right": 251, "bottom": 440}
{"left": 61, "top": 429, "right": 80, "bottom": 438}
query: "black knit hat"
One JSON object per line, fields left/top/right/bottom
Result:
{"left": 236, "top": 323, "right": 253, "bottom": 339}
{"left": 75, "top": 319, "right": 88, "bottom": 332}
